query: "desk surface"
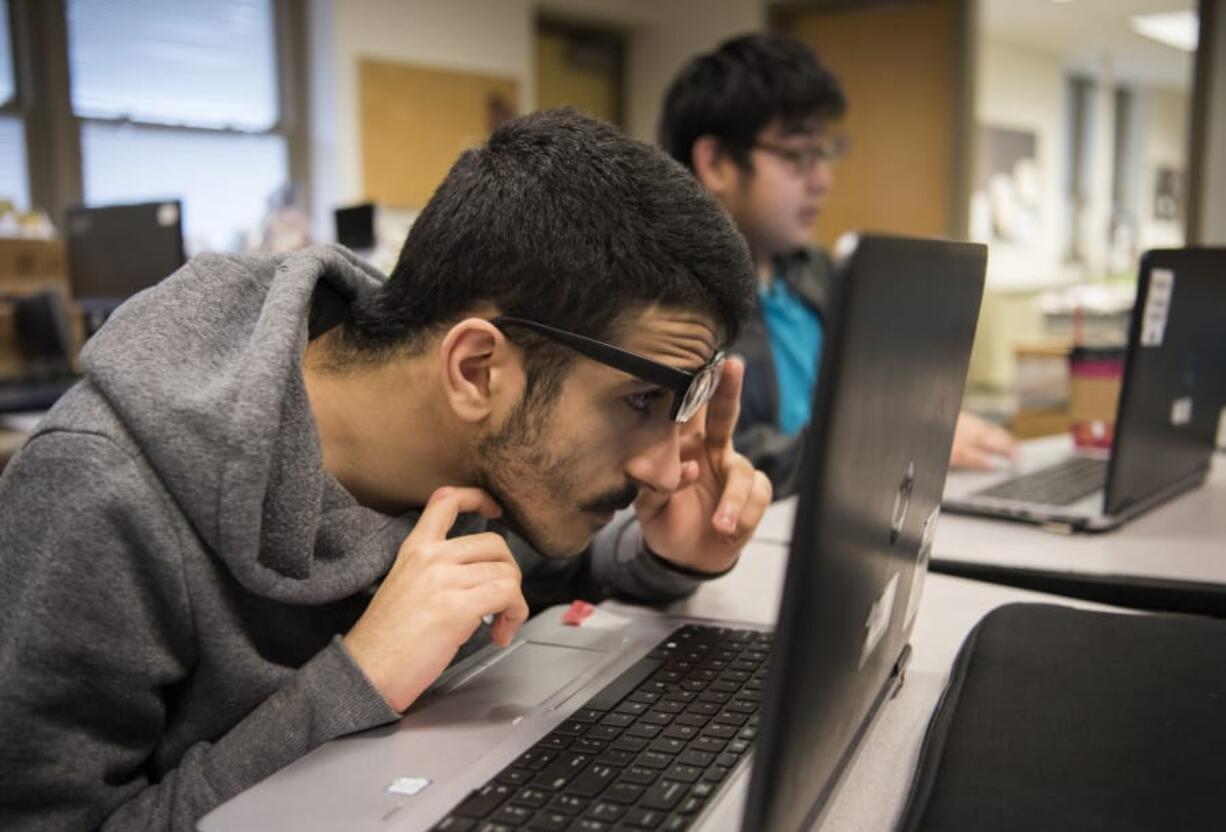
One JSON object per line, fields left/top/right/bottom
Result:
{"left": 652, "top": 534, "right": 1113, "bottom": 831}
{"left": 936, "top": 435, "right": 1226, "bottom": 583}
{"left": 756, "top": 437, "right": 1226, "bottom": 588}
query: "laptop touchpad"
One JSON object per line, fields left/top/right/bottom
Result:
{"left": 450, "top": 642, "right": 606, "bottom": 708}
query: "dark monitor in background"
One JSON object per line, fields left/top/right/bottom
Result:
{"left": 65, "top": 200, "right": 186, "bottom": 306}
{"left": 334, "top": 202, "right": 375, "bottom": 251}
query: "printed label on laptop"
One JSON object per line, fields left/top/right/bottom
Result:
{"left": 860, "top": 573, "right": 898, "bottom": 669}
{"left": 1141, "top": 268, "right": 1175, "bottom": 347}
{"left": 905, "top": 506, "right": 939, "bottom": 629}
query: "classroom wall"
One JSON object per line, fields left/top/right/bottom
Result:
{"left": 1136, "top": 85, "right": 1190, "bottom": 252}
{"left": 974, "top": 37, "right": 1068, "bottom": 290}
{"left": 307, "top": 0, "right": 764, "bottom": 240}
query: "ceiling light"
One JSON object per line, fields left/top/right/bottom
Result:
{"left": 1130, "top": 10, "right": 1199, "bottom": 52}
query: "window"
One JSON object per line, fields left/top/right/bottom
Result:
{"left": 65, "top": 0, "right": 290, "bottom": 253}
{"left": 0, "top": 0, "right": 29, "bottom": 211}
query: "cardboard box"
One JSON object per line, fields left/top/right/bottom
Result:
{"left": 0, "top": 238, "right": 66, "bottom": 285}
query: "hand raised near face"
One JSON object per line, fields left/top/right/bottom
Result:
{"left": 343, "top": 487, "right": 529, "bottom": 712}
{"left": 634, "top": 357, "right": 773, "bottom": 575}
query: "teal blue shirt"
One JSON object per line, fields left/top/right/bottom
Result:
{"left": 759, "top": 275, "right": 822, "bottom": 436}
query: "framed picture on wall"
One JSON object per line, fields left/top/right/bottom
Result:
{"left": 1153, "top": 167, "right": 1184, "bottom": 222}
{"left": 972, "top": 125, "right": 1041, "bottom": 246}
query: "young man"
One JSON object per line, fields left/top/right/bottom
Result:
{"left": 660, "top": 34, "right": 1016, "bottom": 494}
{"left": 0, "top": 110, "right": 771, "bottom": 830}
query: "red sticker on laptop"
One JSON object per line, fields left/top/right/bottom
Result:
{"left": 562, "top": 600, "right": 596, "bottom": 626}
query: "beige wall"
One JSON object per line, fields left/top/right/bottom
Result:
{"left": 308, "top": 0, "right": 764, "bottom": 239}
{"left": 975, "top": 38, "right": 1068, "bottom": 290}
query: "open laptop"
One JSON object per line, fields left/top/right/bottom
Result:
{"left": 944, "top": 248, "right": 1226, "bottom": 533}
{"left": 199, "top": 234, "right": 987, "bottom": 832}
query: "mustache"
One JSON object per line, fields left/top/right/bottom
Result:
{"left": 580, "top": 484, "right": 640, "bottom": 514}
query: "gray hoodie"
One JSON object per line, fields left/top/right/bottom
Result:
{"left": 0, "top": 245, "right": 706, "bottom": 830}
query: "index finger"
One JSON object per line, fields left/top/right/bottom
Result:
{"left": 704, "top": 356, "right": 744, "bottom": 451}
{"left": 411, "top": 487, "right": 504, "bottom": 542}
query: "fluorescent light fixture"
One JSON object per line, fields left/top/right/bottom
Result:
{"left": 1130, "top": 10, "right": 1199, "bottom": 53}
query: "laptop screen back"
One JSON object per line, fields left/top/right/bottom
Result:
{"left": 1105, "top": 248, "right": 1226, "bottom": 515}
{"left": 742, "top": 235, "right": 987, "bottom": 831}
{"left": 66, "top": 201, "right": 186, "bottom": 304}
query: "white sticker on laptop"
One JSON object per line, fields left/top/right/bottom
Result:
{"left": 1171, "top": 396, "right": 1193, "bottom": 426}
{"left": 385, "top": 776, "right": 431, "bottom": 796}
{"left": 157, "top": 202, "right": 180, "bottom": 227}
{"left": 1141, "top": 268, "right": 1174, "bottom": 347}
{"left": 859, "top": 573, "right": 898, "bottom": 669}
{"left": 905, "top": 507, "right": 939, "bottom": 629}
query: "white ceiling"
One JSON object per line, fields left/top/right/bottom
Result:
{"left": 981, "top": 0, "right": 1196, "bottom": 90}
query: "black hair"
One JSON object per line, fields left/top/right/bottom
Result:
{"left": 658, "top": 33, "right": 847, "bottom": 171}
{"left": 343, "top": 108, "right": 755, "bottom": 404}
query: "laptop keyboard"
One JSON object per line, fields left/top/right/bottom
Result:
{"left": 973, "top": 456, "right": 1108, "bottom": 506}
{"left": 431, "top": 623, "right": 772, "bottom": 832}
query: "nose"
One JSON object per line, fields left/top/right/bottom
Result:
{"left": 805, "top": 159, "right": 833, "bottom": 195}
{"left": 624, "top": 422, "right": 685, "bottom": 495}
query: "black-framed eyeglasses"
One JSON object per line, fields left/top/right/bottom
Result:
{"left": 754, "top": 135, "right": 848, "bottom": 175}
{"left": 491, "top": 316, "right": 725, "bottom": 423}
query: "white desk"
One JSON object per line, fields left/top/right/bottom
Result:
{"left": 651, "top": 533, "right": 1114, "bottom": 831}
{"left": 936, "top": 436, "right": 1226, "bottom": 585}
{"left": 754, "top": 438, "right": 1226, "bottom": 614}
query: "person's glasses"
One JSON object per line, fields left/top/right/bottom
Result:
{"left": 754, "top": 135, "right": 848, "bottom": 175}
{"left": 491, "top": 316, "right": 725, "bottom": 423}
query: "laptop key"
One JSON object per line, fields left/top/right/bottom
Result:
{"left": 619, "top": 765, "right": 660, "bottom": 786}
{"left": 602, "top": 782, "right": 645, "bottom": 804}
{"left": 550, "top": 794, "right": 587, "bottom": 815}
{"left": 648, "top": 737, "right": 687, "bottom": 755}
{"left": 493, "top": 803, "right": 535, "bottom": 825}
{"left": 661, "top": 724, "right": 697, "bottom": 741}
{"left": 516, "top": 749, "right": 557, "bottom": 770}
{"left": 588, "top": 801, "right": 626, "bottom": 822}
{"left": 531, "top": 753, "right": 592, "bottom": 791}
{"left": 702, "top": 766, "right": 729, "bottom": 783}
{"left": 455, "top": 783, "right": 513, "bottom": 818}
{"left": 678, "top": 796, "right": 704, "bottom": 814}
{"left": 675, "top": 749, "right": 714, "bottom": 768}
{"left": 661, "top": 815, "right": 689, "bottom": 831}
{"left": 555, "top": 721, "right": 589, "bottom": 736}
{"left": 573, "top": 738, "right": 607, "bottom": 755}
{"left": 511, "top": 789, "right": 550, "bottom": 809}
{"left": 527, "top": 811, "right": 571, "bottom": 831}
{"left": 623, "top": 807, "right": 666, "bottom": 829}
{"left": 611, "top": 735, "right": 648, "bottom": 753}
{"left": 585, "top": 725, "right": 621, "bottom": 742}
{"left": 662, "top": 764, "right": 702, "bottom": 784}
{"left": 497, "top": 768, "right": 534, "bottom": 786}
{"left": 640, "top": 779, "right": 687, "bottom": 811}
{"left": 600, "top": 712, "right": 635, "bottom": 728}
{"left": 635, "top": 750, "right": 673, "bottom": 769}
{"left": 585, "top": 659, "right": 664, "bottom": 711}
{"left": 571, "top": 709, "right": 605, "bottom": 723}
{"left": 570, "top": 821, "right": 609, "bottom": 832}
{"left": 566, "top": 763, "right": 619, "bottom": 798}
{"left": 596, "top": 749, "right": 636, "bottom": 767}
{"left": 614, "top": 700, "right": 650, "bottom": 716}
{"left": 432, "top": 816, "right": 476, "bottom": 831}
{"left": 689, "top": 736, "right": 725, "bottom": 753}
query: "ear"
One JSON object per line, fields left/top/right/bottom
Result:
{"left": 691, "top": 135, "right": 741, "bottom": 200}
{"left": 438, "top": 318, "right": 521, "bottom": 425}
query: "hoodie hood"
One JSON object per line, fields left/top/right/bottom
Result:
{"left": 78, "top": 244, "right": 415, "bottom": 604}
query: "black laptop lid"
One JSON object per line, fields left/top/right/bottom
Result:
{"left": 65, "top": 201, "right": 187, "bottom": 304}
{"left": 742, "top": 235, "right": 987, "bottom": 831}
{"left": 1105, "top": 248, "right": 1226, "bottom": 516}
